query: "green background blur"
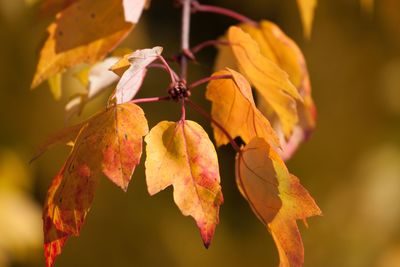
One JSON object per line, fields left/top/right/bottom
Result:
{"left": 1, "top": 0, "right": 400, "bottom": 266}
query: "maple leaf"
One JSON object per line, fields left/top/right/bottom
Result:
{"left": 111, "top": 46, "right": 163, "bottom": 104}
{"left": 206, "top": 68, "right": 279, "bottom": 148}
{"left": 43, "top": 102, "right": 148, "bottom": 267}
{"left": 145, "top": 120, "right": 223, "bottom": 247}
{"left": 32, "top": 0, "right": 148, "bottom": 88}
{"left": 296, "top": 0, "right": 318, "bottom": 38}
{"left": 225, "top": 26, "right": 302, "bottom": 139}
{"left": 236, "top": 138, "right": 321, "bottom": 267}
{"left": 216, "top": 21, "right": 316, "bottom": 159}
{"left": 239, "top": 21, "right": 316, "bottom": 160}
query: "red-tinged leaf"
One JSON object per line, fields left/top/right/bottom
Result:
{"left": 43, "top": 103, "right": 148, "bottom": 266}
{"left": 227, "top": 26, "right": 301, "bottom": 139}
{"left": 32, "top": 0, "right": 140, "bottom": 88}
{"left": 43, "top": 165, "right": 69, "bottom": 267}
{"left": 206, "top": 68, "right": 280, "bottom": 148}
{"left": 236, "top": 138, "right": 321, "bottom": 267}
{"left": 145, "top": 120, "right": 223, "bottom": 247}
{"left": 111, "top": 47, "right": 163, "bottom": 104}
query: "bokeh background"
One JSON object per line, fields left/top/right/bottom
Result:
{"left": 1, "top": 0, "right": 400, "bottom": 266}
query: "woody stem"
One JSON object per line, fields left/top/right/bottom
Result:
{"left": 180, "top": 0, "right": 192, "bottom": 81}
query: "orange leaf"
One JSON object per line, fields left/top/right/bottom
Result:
{"left": 43, "top": 103, "right": 148, "bottom": 266}
{"left": 145, "top": 120, "right": 223, "bottom": 247}
{"left": 240, "top": 21, "right": 316, "bottom": 159}
{"left": 206, "top": 68, "right": 279, "bottom": 148}
{"left": 236, "top": 138, "right": 321, "bottom": 267}
{"left": 296, "top": 0, "right": 318, "bottom": 38}
{"left": 32, "top": 0, "right": 142, "bottom": 88}
{"left": 227, "top": 26, "right": 301, "bottom": 138}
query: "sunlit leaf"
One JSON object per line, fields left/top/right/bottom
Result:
{"left": 31, "top": 0, "right": 144, "bottom": 88}
{"left": 240, "top": 21, "right": 316, "bottom": 160}
{"left": 111, "top": 46, "right": 163, "bottom": 104}
{"left": 236, "top": 138, "right": 321, "bottom": 267}
{"left": 43, "top": 102, "right": 148, "bottom": 266}
{"left": 296, "top": 0, "right": 317, "bottom": 38}
{"left": 145, "top": 120, "right": 223, "bottom": 247}
{"left": 206, "top": 68, "right": 279, "bottom": 148}
{"left": 227, "top": 26, "right": 301, "bottom": 138}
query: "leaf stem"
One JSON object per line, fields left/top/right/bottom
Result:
{"left": 130, "top": 96, "right": 171, "bottom": 104}
{"left": 157, "top": 55, "right": 179, "bottom": 82}
{"left": 191, "top": 39, "right": 231, "bottom": 54}
{"left": 191, "top": 1, "right": 258, "bottom": 27}
{"left": 186, "top": 99, "right": 240, "bottom": 152}
{"left": 188, "top": 74, "right": 233, "bottom": 89}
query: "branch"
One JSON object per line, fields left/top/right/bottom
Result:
{"left": 130, "top": 96, "right": 171, "bottom": 104}
{"left": 192, "top": 1, "right": 258, "bottom": 27}
{"left": 180, "top": 0, "right": 192, "bottom": 80}
{"left": 188, "top": 74, "right": 233, "bottom": 89}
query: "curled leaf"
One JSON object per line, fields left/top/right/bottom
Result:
{"left": 43, "top": 103, "right": 148, "bottom": 266}
{"left": 145, "top": 120, "right": 223, "bottom": 247}
{"left": 111, "top": 46, "right": 163, "bottom": 104}
{"left": 236, "top": 138, "right": 321, "bottom": 267}
{"left": 206, "top": 68, "right": 279, "bottom": 148}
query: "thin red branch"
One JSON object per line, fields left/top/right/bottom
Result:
{"left": 191, "top": 1, "right": 258, "bottom": 27}
{"left": 186, "top": 99, "right": 241, "bottom": 152}
{"left": 188, "top": 74, "right": 233, "bottom": 89}
{"left": 157, "top": 55, "right": 179, "bottom": 82}
{"left": 191, "top": 39, "right": 231, "bottom": 54}
{"left": 130, "top": 96, "right": 171, "bottom": 104}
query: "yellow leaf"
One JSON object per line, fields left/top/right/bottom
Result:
{"left": 296, "top": 0, "right": 317, "bottom": 39}
{"left": 227, "top": 26, "right": 301, "bottom": 138}
{"left": 47, "top": 73, "right": 62, "bottom": 100}
{"left": 206, "top": 68, "right": 279, "bottom": 148}
{"left": 43, "top": 102, "right": 148, "bottom": 266}
{"left": 32, "top": 0, "right": 136, "bottom": 88}
{"left": 145, "top": 120, "right": 223, "bottom": 247}
{"left": 236, "top": 138, "right": 321, "bottom": 267}
{"left": 240, "top": 21, "right": 317, "bottom": 159}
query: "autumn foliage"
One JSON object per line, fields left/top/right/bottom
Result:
{"left": 31, "top": 0, "right": 322, "bottom": 266}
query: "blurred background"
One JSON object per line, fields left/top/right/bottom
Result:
{"left": 1, "top": 0, "right": 400, "bottom": 266}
